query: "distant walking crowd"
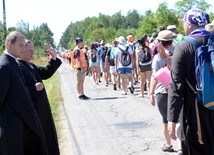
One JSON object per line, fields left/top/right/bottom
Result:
{"left": 61, "top": 8, "right": 214, "bottom": 155}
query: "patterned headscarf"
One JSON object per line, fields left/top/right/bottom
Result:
{"left": 183, "top": 8, "right": 208, "bottom": 26}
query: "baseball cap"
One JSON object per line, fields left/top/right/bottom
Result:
{"left": 167, "top": 25, "right": 176, "bottom": 30}
{"left": 115, "top": 38, "right": 119, "bottom": 42}
{"left": 118, "top": 36, "right": 126, "bottom": 45}
{"left": 183, "top": 8, "right": 208, "bottom": 26}
{"left": 157, "top": 30, "right": 174, "bottom": 41}
{"left": 127, "top": 35, "right": 134, "bottom": 42}
{"left": 100, "top": 40, "right": 104, "bottom": 45}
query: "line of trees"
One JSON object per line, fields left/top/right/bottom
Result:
{"left": 0, "top": 0, "right": 213, "bottom": 56}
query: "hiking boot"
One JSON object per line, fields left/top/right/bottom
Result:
{"left": 79, "top": 95, "right": 90, "bottom": 100}
{"left": 113, "top": 84, "right": 117, "bottom": 90}
{"left": 161, "top": 144, "right": 174, "bottom": 152}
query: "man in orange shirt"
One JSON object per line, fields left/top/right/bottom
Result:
{"left": 72, "top": 38, "right": 90, "bottom": 100}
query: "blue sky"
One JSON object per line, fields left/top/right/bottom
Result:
{"left": 0, "top": 0, "right": 213, "bottom": 44}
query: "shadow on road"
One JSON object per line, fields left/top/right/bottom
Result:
{"left": 91, "top": 96, "right": 126, "bottom": 100}
{"left": 113, "top": 121, "right": 149, "bottom": 129}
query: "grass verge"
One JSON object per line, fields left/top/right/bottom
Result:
{"left": 43, "top": 72, "right": 62, "bottom": 132}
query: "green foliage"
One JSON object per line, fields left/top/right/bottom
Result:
{"left": 175, "top": 0, "right": 211, "bottom": 18}
{"left": 0, "top": 21, "right": 55, "bottom": 56}
{"left": 155, "top": 3, "right": 178, "bottom": 30}
{"left": 125, "top": 10, "right": 141, "bottom": 29}
{"left": 137, "top": 11, "right": 157, "bottom": 38}
{"left": 209, "top": 12, "right": 214, "bottom": 22}
{"left": 0, "top": 22, "right": 4, "bottom": 55}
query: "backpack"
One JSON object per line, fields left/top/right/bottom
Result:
{"left": 129, "top": 43, "right": 136, "bottom": 52}
{"left": 119, "top": 46, "right": 131, "bottom": 66}
{"left": 91, "top": 53, "right": 97, "bottom": 63}
{"left": 139, "top": 48, "right": 152, "bottom": 64}
{"left": 129, "top": 43, "right": 136, "bottom": 58}
{"left": 100, "top": 46, "right": 108, "bottom": 62}
{"left": 109, "top": 47, "right": 116, "bottom": 66}
{"left": 185, "top": 35, "right": 214, "bottom": 110}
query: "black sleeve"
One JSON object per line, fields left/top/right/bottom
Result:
{"left": 74, "top": 49, "right": 80, "bottom": 58}
{"left": 0, "top": 65, "right": 11, "bottom": 107}
{"left": 167, "top": 42, "right": 191, "bottom": 122}
{"left": 32, "top": 58, "right": 62, "bottom": 80}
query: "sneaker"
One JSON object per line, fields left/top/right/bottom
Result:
{"left": 177, "top": 149, "right": 183, "bottom": 155}
{"left": 79, "top": 95, "right": 90, "bottom": 100}
{"left": 128, "top": 86, "right": 134, "bottom": 94}
{"left": 113, "top": 84, "right": 117, "bottom": 90}
{"left": 138, "top": 94, "right": 144, "bottom": 98}
{"left": 132, "top": 85, "right": 135, "bottom": 91}
{"left": 122, "top": 92, "right": 127, "bottom": 95}
{"left": 161, "top": 144, "right": 174, "bottom": 152}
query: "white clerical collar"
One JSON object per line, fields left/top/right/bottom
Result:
{"left": 4, "top": 50, "right": 16, "bottom": 59}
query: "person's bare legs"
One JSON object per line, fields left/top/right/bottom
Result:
{"left": 145, "top": 70, "right": 152, "bottom": 98}
{"left": 139, "top": 72, "right": 146, "bottom": 97}
{"left": 120, "top": 74, "right": 127, "bottom": 94}
{"left": 77, "top": 80, "right": 84, "bottom": 95}
{"left": 164, "top": 123, "right": 171, "bottom": 145}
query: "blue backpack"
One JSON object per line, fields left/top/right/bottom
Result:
{"left": 185, "top": 35, "right": 214, "bottom": 110}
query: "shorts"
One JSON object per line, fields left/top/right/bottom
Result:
{"left": 139, "top": 64, "right": 152, "bottom": 72}
{"left": 110, "top": 66, "right": 116, "bottom": 74}
{"left": 89, "top": 62, "right": 99, "bottom": 68}
{"left": 156, "top": 93, "right": 168, "bottom": 123}
{"left": 100, "top": 63, "right": 110, "bottom": 73}
{"left": 76, "top": 69, "right": 85, "bottom": 81}
{"left": 118, "top": 67, "right": 132, "bottom": 74}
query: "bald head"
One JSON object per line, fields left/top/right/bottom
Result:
{"left": 5, "top": 31, "right": 26, "bottom": 58}
{"left": 5, "top": 31, "right": 25, "bottom": 47}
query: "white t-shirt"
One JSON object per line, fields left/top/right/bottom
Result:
{"left": 116, "top": 44, "right": 133, "bottom": 68}
{"left": 152, "top": 54, "right": 167, "bottom": 94}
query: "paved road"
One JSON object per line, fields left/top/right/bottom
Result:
{"left": 58, "top": 61, "right": 178, "bottom": 155}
